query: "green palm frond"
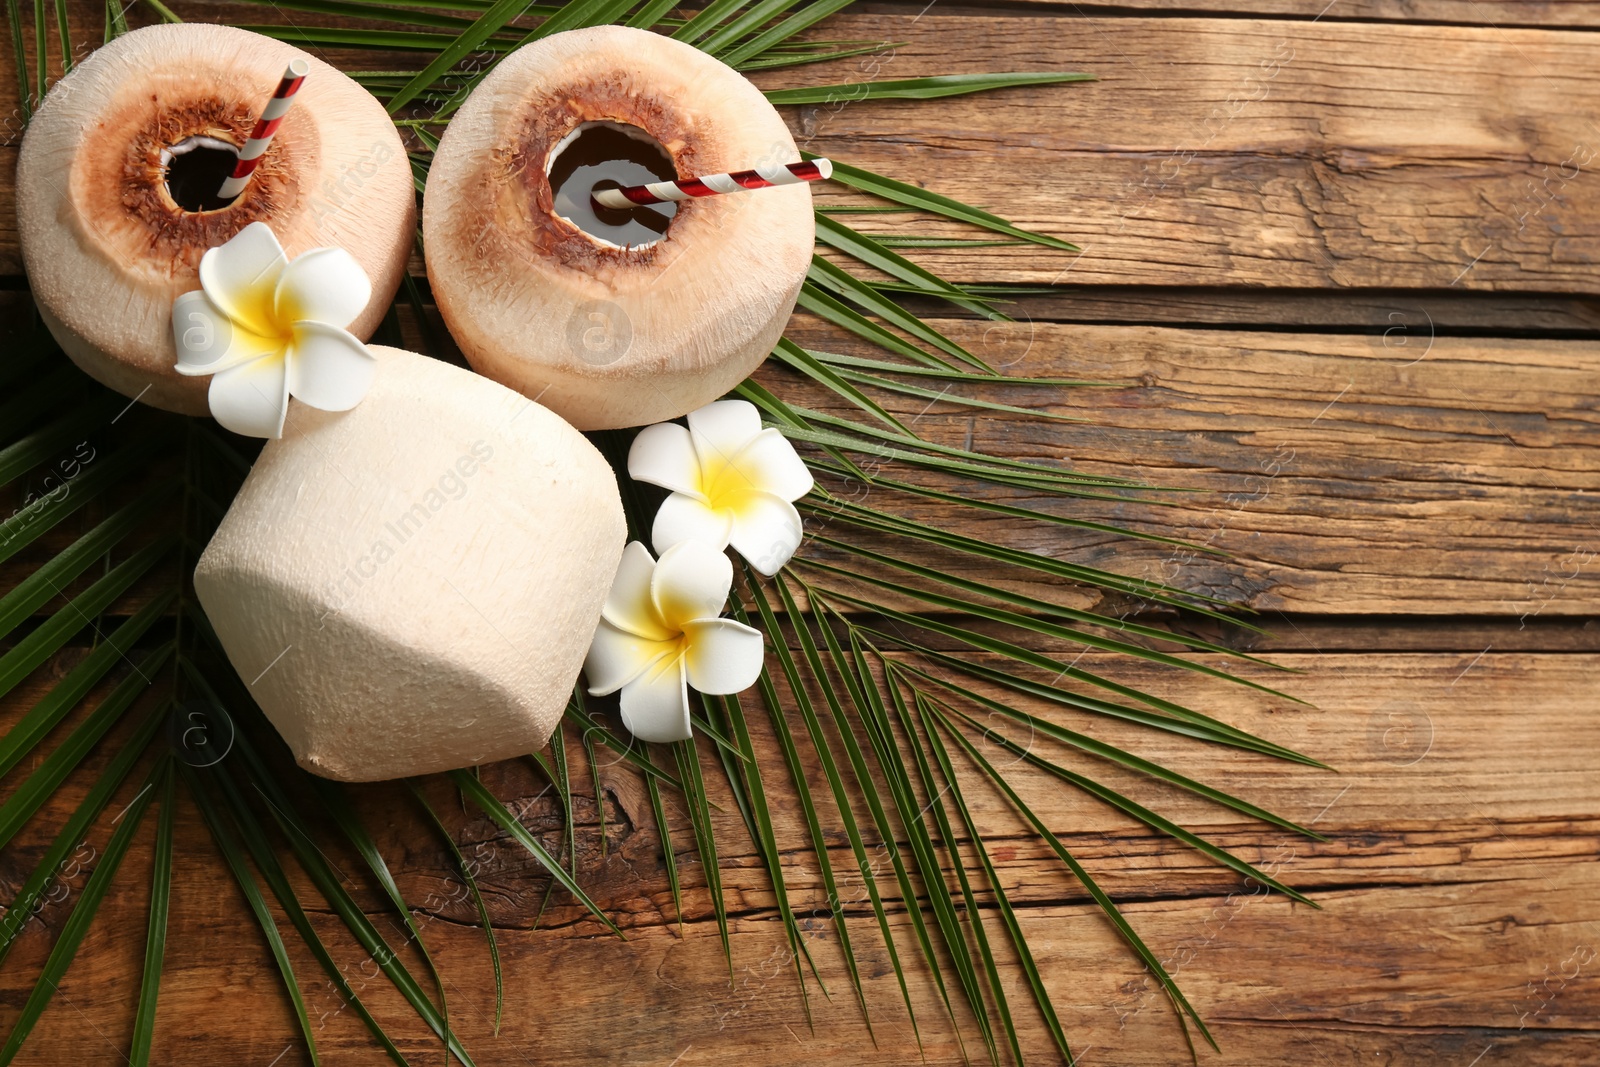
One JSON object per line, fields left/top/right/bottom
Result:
{"left": 764, "top": 72, "right": 1095, "bottom": 105}
{"left": 0, "top": 0, "right": 1324, "bottom": 1063}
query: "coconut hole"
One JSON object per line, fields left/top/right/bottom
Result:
{"left": 163, "top": 136, "right": 242, "bottom": 213}
{"left": 547, "top": 121, "right": 678, "bottom": 250}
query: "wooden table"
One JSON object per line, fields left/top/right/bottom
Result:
{"left": 1, "top": 1, "right": 1597, "bottom": 1063}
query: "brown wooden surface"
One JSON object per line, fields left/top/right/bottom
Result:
{"left": 2, "top": 1, "right": 1598, "bottom": 1065}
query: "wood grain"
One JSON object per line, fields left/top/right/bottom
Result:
{"left": 892, "top": 286, "right": 1600, "bottom": 333}
{"left": 0, "top": 2, "right": 1596, "bottom": 1065}
{"left": 919, "top": 0, "right": 1600, "bottom": 30}
{"left": 0, "top": 650, "right": 1595, "bottom": 1064}
{"left": 772, "top": 13, "right": 1600, "bottom": 294}
{"left": 769, "top": 314, "right": 1600, "bottom": 616}
{"left": 1, "top": 11, "right": 1598, "bottom": 299}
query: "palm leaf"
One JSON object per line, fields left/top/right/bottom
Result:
{"left": 931, "top": 691, "right": 1316, "bottom": 903}
{"left": 0, "top": 639, "right": 173, "bottom": 846}
{"left": 0, "top": 536, "right": 175, "bottom": 702}
{"left": 105, "top": 0, "right": 131, "bottom": 38}
{"left": 0, "top": 704, "right": 167, "bottom": 972}
{"left": 450, "top": 768, "right": 625, "bottom": 937}
{"left": 741, "top": 583, "right": 921, "bottom": 1038}
{"left": 0, "top": 5, "right": 1325, "bottom": 1064}
{"left": 765, "top": 572, "right": 985, "bottom": 1049}
{"left": 177, "top": 760, "right": 332, "bottom": 1067}
{"left": 310, "top": 777, "right": 454, "bottom": 1052}
{"left": 129, "top": 765, "right": 175, "bottom": 1067}
{"left": 670, "top": 0, "right": 749, "bottom": 43}
{"left": 409, "top": 782, "right": 507, "bottom": 1035}
{"left": 715, "top": 0, "right": 856, "bottom": 66}
{"left": 808, "top": 257, "right": 993, "bottom": 370}
{"left": 767, "top": 71, "right": 1094, "bottom": 105}
{"left": 29, "top": 0, "right": 42, "bottom": 106}
{"left": 723, "top": 678, "right": 873, "bottom": 1031}
{"left": 708, "top": 687, "right": 826, "bottom": 1011}
{"left": 927, "top": 698, "right": 1218, "bottom": 1052}
{"left": 141, "top": 0, "right": 180, "bottom": 21}
{"left": 674, "top": 738, "right": 731, "bottom": 964}
{"left": 814, "top": 211, "right": 1000, "bottom": 316}
{"left": 52, "top": 0, "right": 70, "bottom": 61}
{"left": 819, "top": 603, "right": 998, "bottom": 1062}
{"left": 645, "top": 755, "right": 685, "bottom": 928}
{"left": 0, "top": 757, "right": 166, "bottom": 1065}
{"left": 383, "top": 0, "right": 533, "bottom": 113}
{"left": 195, "top": 747, "right": 428, "bottom": 1066}
{"left": 901, "top": 685, "right": 1074, "bottom": 1061}
{"left": 4, "top": 0, "right": 28, "bottom": 119}
{"left": 810, "top": 155, "right": 1080, "bottom": 251}
{"left": 734, "top": 39, "right": 889, "bottom": 72}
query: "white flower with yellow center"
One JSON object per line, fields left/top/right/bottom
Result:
{"left": 584, "top": 540, "right": 764, "bottom": 743}
{"left": 628, "top": 400, "right": 814, "bottom": 577}
{"left": 171, "top": 222, "right": 376, "bottom": 439}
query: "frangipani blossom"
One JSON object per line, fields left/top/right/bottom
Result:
{"left": 172, "top": 222, "right": 376, "bottom": 439}
{"left": 628, "top": 400, "right": 814, "bottom": 576}
{"left": 585, "top": 540, "right": 764, "bottom": 743}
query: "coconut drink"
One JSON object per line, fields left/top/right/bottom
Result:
{"left": 423, "top": 24, "right": 816, "bottom": 431}
{"left": 193, "top": 346, "right": 627, "bottom": 782}
{"left": 15, "top": 23, "right": 414, "bottom": 414}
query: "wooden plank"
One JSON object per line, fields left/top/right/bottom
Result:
{"left": 2, "top": 13, "right": 1598, "bottom": 297}
{"left": 0, "top": 9, "right": 1592, "bottom": 1067}
{"left": 0, "top": 650, "right": 1594, "bottom": 1062}
{"left": 14, "top": 872, "right": 1598, "bottom": 1065}
{"left": 894, "top": 286, "right": 1600, "bottom": 334}
{"left": 770, "top": 314, "right": 1600, "bottom": 616}
{"left": 1187, "top": 613, "right": 1600, "bottom": 652}
{"left": 10, "top": 302, "right": 1596, "bottom": 620}
{"left": 9, "top": 316, "right": 1596, "bottom": 621}
{"left": 772, "top": 14, "right": 1600, "bottom": 294}
{"left": 911, "top": 0, "right": 1600, "bottom": 30}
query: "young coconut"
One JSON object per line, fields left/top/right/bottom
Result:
{"left": 423, "top": 24, "right": 815, "bottom": 431}
{"left": 15, "top": 23, "right": 413, "bottom": 415}
{"left": 194, "top": 347, "right": 626, "bottom": 782}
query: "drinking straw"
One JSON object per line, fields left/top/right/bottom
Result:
{"left": 591, "top": 158, "right": 832, "bottom": 210}
{"left": 217, "top": 59, "right": 310, "bottom": 200}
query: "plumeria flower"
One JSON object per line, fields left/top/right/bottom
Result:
{"left": 585, "top": 540, "right": 764, "bottom": 743}
{"left": 171, "top": 222, "right": 376, "bottom": 439}
{"left": 628, "top": 400, "right": 814, "bottom": 577}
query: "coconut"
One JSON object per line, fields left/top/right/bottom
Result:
{"left": 423, "top": 25, "right": 814, "bottom": 431}
{"left": 16, "top": 24, "right": 414, "bottom": 415}
{"left": 193, "top": 346, "right": 626, "bottom": 782}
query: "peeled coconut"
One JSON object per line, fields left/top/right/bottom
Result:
{"left": 423, "top": 24, "right": 815, "bottom": 431}
{"left": 16, "top": 23, "right": 414, "bottom": 415}
{"left": 194, "top": 347, "right": 626, "bottom": 782}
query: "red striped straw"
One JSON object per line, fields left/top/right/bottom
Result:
{"left": 217, "top": 59, "right": 310, "bottom": 201}
{"left": 591, "top": 158, "right": 832, "bottom": 210}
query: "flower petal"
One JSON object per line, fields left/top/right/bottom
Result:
{"left": 208, "top": 354, "right": 289, "bottom": 439}
{"left": 585, "top": 617, "right": 673, "bottom": 696}
{"left": 682, "top": 618, "right": 764, "bottom": 695}
{"left": 171, "top": 291, "right": 232, "bottom": 374}
{"left": 628, "top": 422, "right": 705, "bottom": 499}
{"left": 198, "top": 222, "right": 287, "bottom": 337}
{"left": 618, "top": 657, "right": 692, "bottom": 743}
{"left": 274, "top": 246, "right": 373, "bottom": 329}
{"left": 727, "top": 492, "right": 804, "bottom": 577}
{"left": 650, "top": 539, "right": 732, "bottom": 631}
{"left": 687, "top": 399, "right": 762, "bottom": 465}
{"left": 730, "top": 428, "right": 814, "bottom": 503}
{"left": 651, "top": 492, "right": 734, "bottom": 557}
{"left": 288, "top": 321, "right": 377, "bottom": 412}
{"left": 173, "top": 291, "right": 283, "bottom": 376}
{"left": 602, "top": 541, "right": 674, "bottom": 642}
